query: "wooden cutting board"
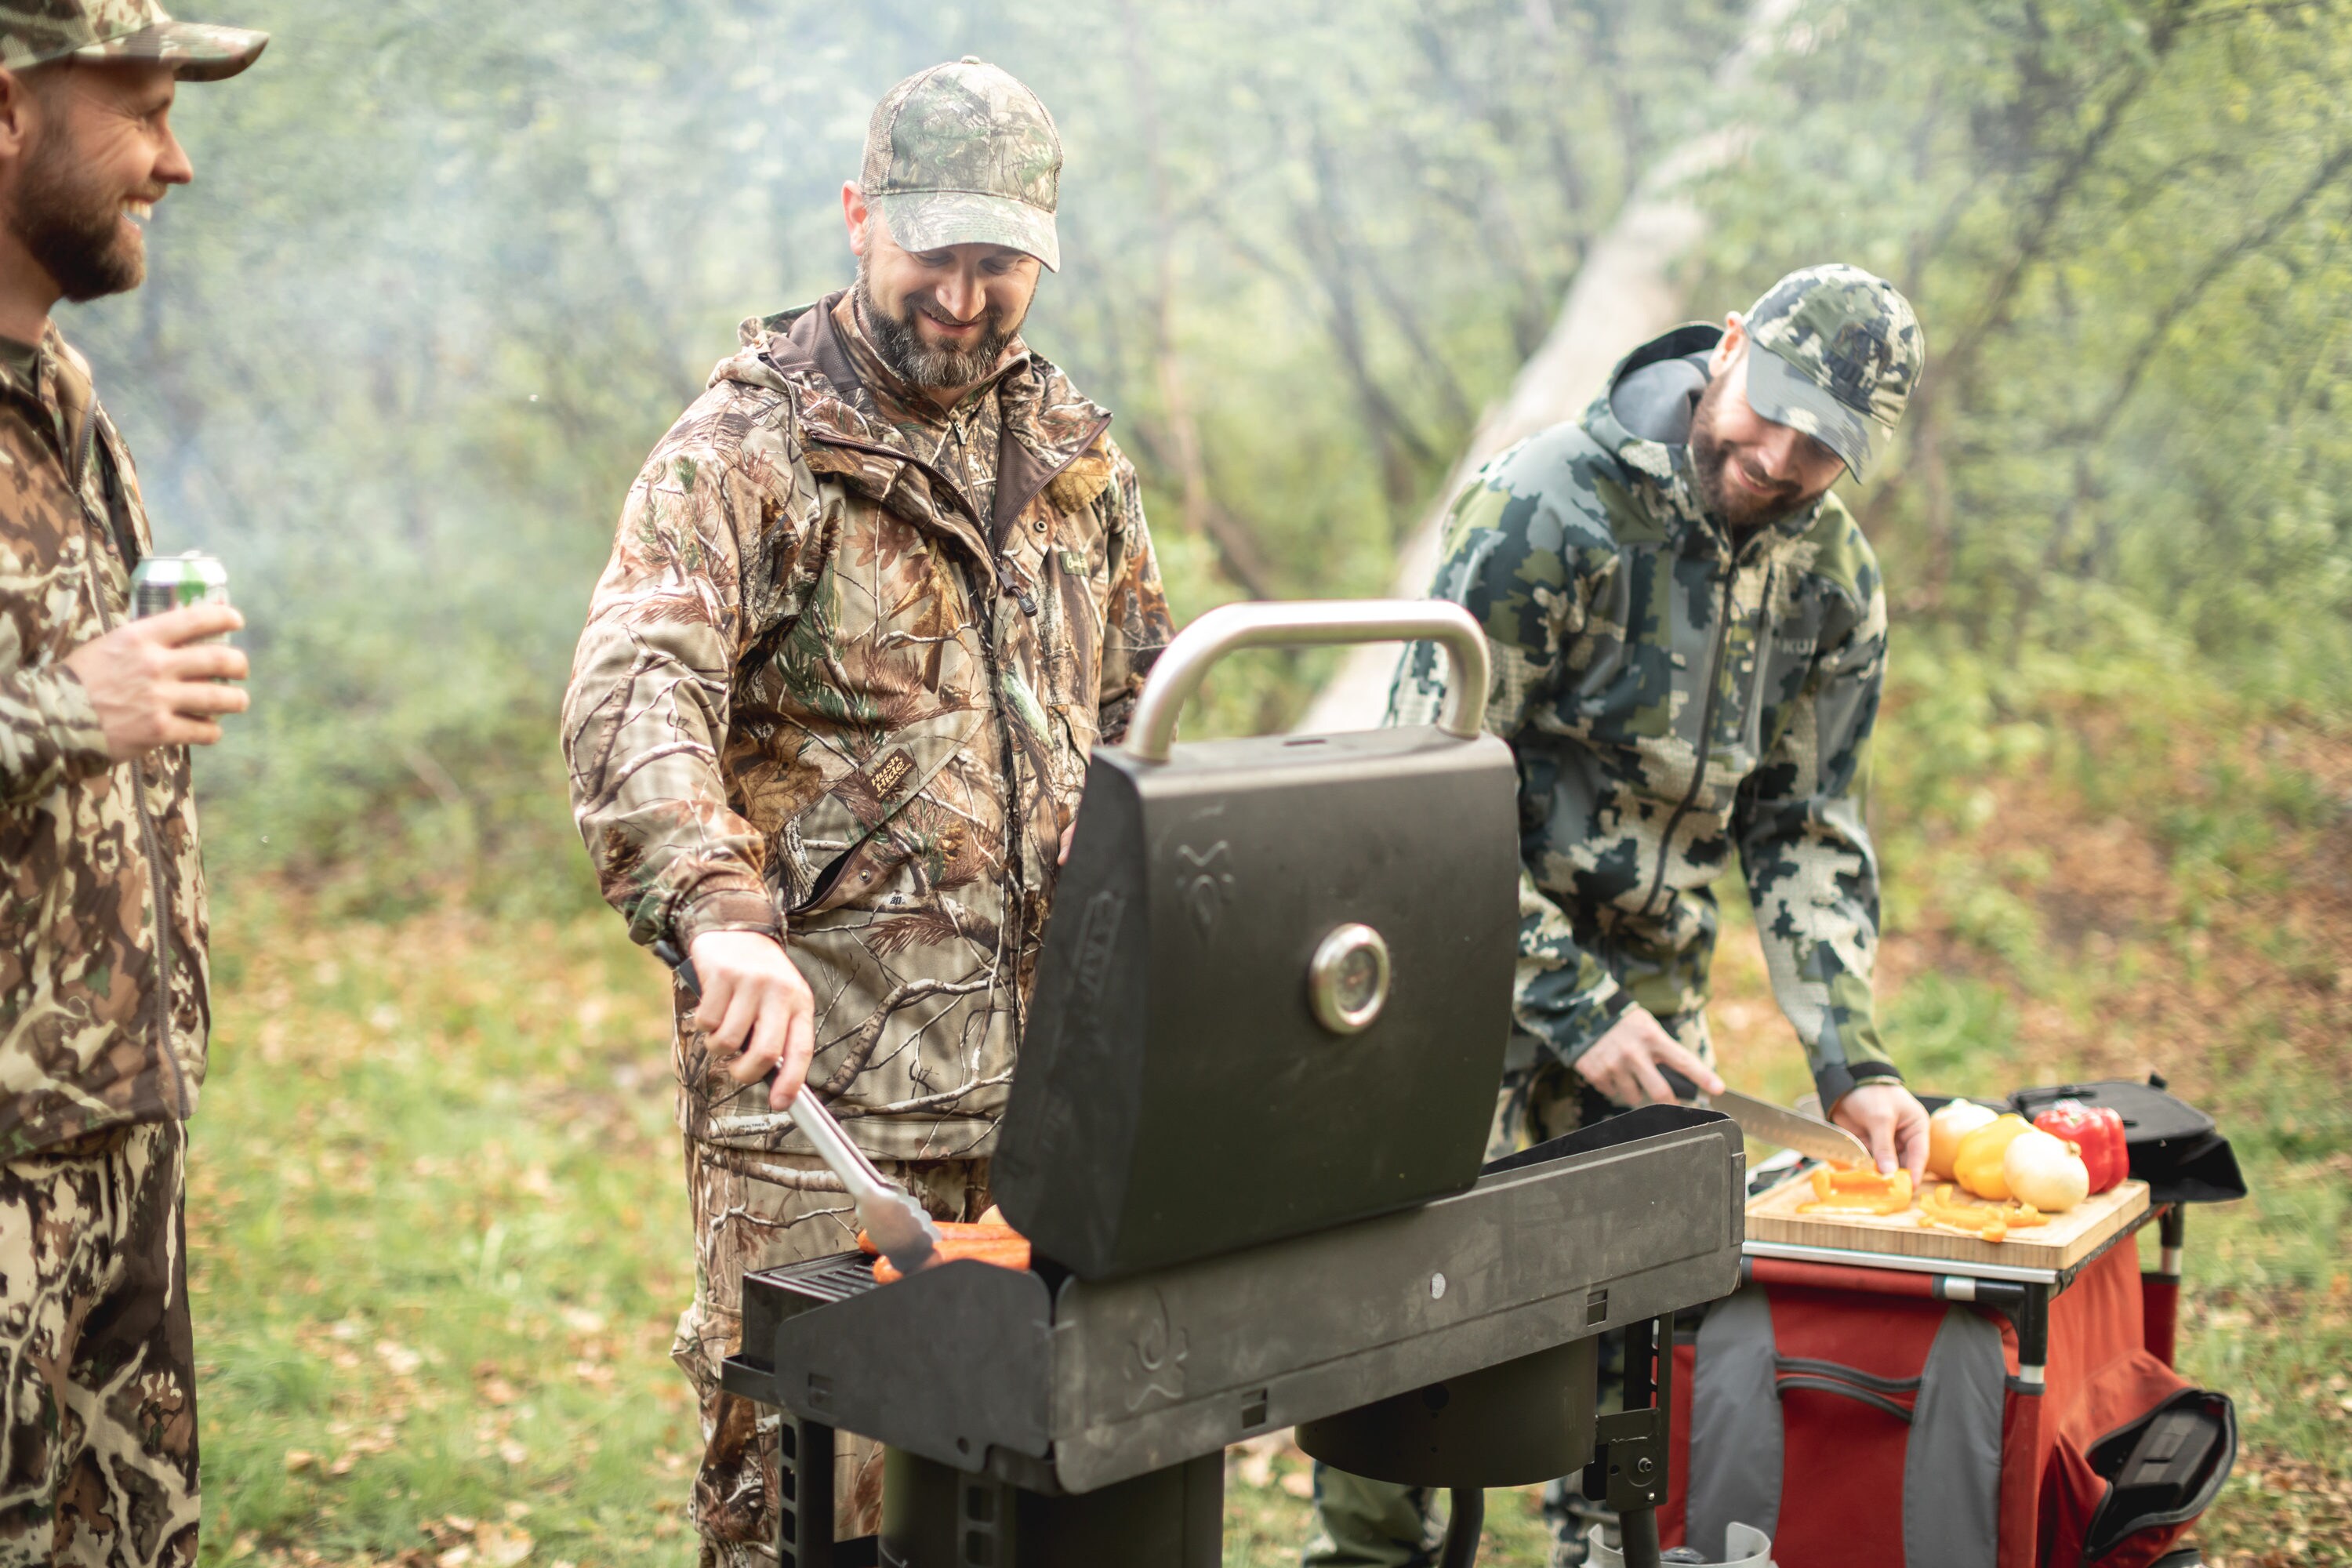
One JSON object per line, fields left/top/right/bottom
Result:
{"left": 1746, "top": 1173, "right": 2151, "bottom": 1272}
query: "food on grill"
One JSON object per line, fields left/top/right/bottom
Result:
{"left": 2032, "top": 1100, "right": 2128, "bottom": 1194}
{"left": 1916, "top": 1182, "right": 2048, "bottom": 1242}
{"left": 1953, "top": 1113, "right": 2036, "bottom": 1200}
{"left": 862, "top": 1221, "right": 1033, "bottom": 1284}
{"left": 1798, "top": 1164, "right": 1915, "bottom": 1214}
{"left": 1926, "top": 1098, "right": 2000, "bottom": 1181}
{"left": 2001, "top": 1127, "right": 2091, "bottom": 1213}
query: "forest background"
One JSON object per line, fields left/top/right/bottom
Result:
{"left": 67, "top": 0, "right": 2352, "bottom": 1563}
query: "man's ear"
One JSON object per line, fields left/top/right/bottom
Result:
{"left": 842, "top": 181, "right": 871, "bottom": 258}
{"left": 1709, "top": 310, "right": 1748, "bottom": 377}
{"left": 0, "top": 69, "right": 34, "bottom": 166}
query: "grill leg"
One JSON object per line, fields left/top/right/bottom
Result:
{"left": 780, "top": 1417, "right": 836, "bottom": 1568}
{"left": 1582, "top": 1314, "right": 1671, "bottom": 1568}
{"left": 1440, "top": 1487, "right": 1484, "bottom": 1568}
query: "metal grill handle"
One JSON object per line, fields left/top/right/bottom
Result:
{"left": 1123, "top": 599, "right": 1491, "bottom": 764}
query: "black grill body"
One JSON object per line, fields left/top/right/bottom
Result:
{"left": 992, "top": 724, "right": 1520, "bottom": 1280}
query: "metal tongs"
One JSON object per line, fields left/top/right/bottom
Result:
{"left": 655, "top": 940, "right": 942, "bottom": 1277}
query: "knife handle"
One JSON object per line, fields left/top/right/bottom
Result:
{"left": 653, "top": 938, "right": 702, "bottom": 1000}
{"left": 1659, "top": 1067, "right": 1703, "bottom": 1102}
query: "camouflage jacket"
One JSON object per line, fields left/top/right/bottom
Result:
{"left": 0, "top": 325, "right": 209, "bottom": 1156}
{"left": 1391, "top": 324, "right": 1898, "bottom": 1110}
{"left": 564, "top": 292, "right": 1171, "bottom": 1160}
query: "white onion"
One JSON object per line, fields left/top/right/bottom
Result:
{"left": 2002, "top": 1128, "right": 2089, "bottom": 1213}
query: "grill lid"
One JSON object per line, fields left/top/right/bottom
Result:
{"left": 994, "top": 602, "right": 1519, "bottom": 1279}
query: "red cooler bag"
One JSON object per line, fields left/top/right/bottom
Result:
{"left": 1660, "top": 1244, "right": 2235, "bottom": 1567}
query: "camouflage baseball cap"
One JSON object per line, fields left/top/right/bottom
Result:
{"left": 0, "top": 0, "right": 265, "bottom": 82}
{"left": 1742, "top": 263, "right": 1924, "bottom": 481}
{"left": 860, "top": 56, "right": 1062, "bottom": 272}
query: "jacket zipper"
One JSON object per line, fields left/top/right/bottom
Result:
{"left": 805, "top": 416, "right": 1109, "bottom": 1043}
{"left": 1639, "top": 568, "right": 1737, "bottom": 918}
{"left": 71, "top": 410, "right": 188, "bottom": 1113}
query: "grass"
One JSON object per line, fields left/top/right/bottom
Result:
{"left": 190, "top": 648, "right": 2351, "bottom": 1566}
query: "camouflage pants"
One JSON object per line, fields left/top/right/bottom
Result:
{"left": 675, "top": 1138, "right": 991, "bottom": 1567}
{"left": 0, "top": 1121, "right": 198, "bottom": 1568}
{"left": 1305, "top": 1026, "right": 1713, "bottom": 1568}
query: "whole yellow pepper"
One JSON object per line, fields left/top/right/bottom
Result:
{"left": 1953, "top": 1114, "right": 2034, "bottom": 1200}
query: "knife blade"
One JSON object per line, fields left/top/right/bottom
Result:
{"left": 653, "top": 939, "right": 942, "bottom": 1277}
{"left": 1708, "top": 1087, "right": 1873, "bottom": 1168}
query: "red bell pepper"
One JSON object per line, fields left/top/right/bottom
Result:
{"left": 2034, "top": 1100, "right": 2128, "bottom": 1193}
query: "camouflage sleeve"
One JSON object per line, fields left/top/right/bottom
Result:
{"left": 561, "top": 426, "right": 797, "bottom": 951}
{"left": 1091, "top": 444, "right": 1172, "bottom": 746}
{"left": 1734, "top": 564, "right": 1894, "bottom": 1110}
{"left": 1385, "top": 437, "right": 1628, "bottom": 1064}
{"left": 0, "top": 661, "right": 113, "bottom": 810}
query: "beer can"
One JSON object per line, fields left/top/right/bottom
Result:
{"left": 130, "top": 551, "right": 231, "bottom": 626}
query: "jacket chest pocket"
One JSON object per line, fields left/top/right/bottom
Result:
{"left": 764, "top": 502, "right": 994, "bottom": 913}
{"left": 1565, "top": 549, "right": 1681, "bottom": 745}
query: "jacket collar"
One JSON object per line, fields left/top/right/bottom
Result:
{"left": 1587, "top": 322, "right": 1828, "bottom": 559}
{"left": 720, "top": 290, "right": 1113, "bottom": 558}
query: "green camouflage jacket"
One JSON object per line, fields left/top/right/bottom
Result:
{"left": 0, "top": 325, "right": 209, "bottom": 1156}
{"left": 564, "top": 292, "right": 1171, "bottom": 1160}
{"left": 1390, "top": 324, "right": 1898, "bottom": 1110}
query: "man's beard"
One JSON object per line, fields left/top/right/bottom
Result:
{"left": 855, "top": 256, "right": 1019, "bottom": 392}
{"left": 1690, "top": 374, "right": 1813, "bottom": 534}
{"left": 6, "top": 132, "right": 143, "bottom": 304}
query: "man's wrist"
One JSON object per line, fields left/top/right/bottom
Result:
{"left": 1544, "top": 984, "right": 1633, "bottom": 1070}
{"left": 673, "top": 890, "right": 786, "bottom": 950}
{"left": 1815, "top": 1058, "right": 1903, "bottom": 1111}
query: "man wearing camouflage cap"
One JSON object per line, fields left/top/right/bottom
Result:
{"left": 0, "top": 2, "right": 263, "bottom": 1562}
{"left": 1312, "top": 266, "right": 1933, "bottom": 1566}
{"left": 564, "top": 57, "right": 1169, "bottom": 1557}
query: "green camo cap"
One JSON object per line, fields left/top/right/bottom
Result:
{"left": 0, "top": 0, "right": 265, "bottom": 81}
{"left": 861, "top": 56, "right": 1062, "bottom": 272}
{"left": 1743, "top": 263, "right": 1924, "bottom": 482}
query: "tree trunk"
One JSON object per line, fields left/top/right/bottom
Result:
{"left": 1295, "top": 0, "right": 1799, "bottom": 733}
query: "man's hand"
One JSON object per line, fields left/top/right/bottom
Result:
{"left": 64, "top": 604, "right": 249, "bottom": 759}
{"left": 1573, "top": 1005, "right": 1726, "bottom": 1106}
{"left": 1831, "top": 1083, "right": 1930, "bottom": 1181}
{"left": 688, "top": 930, "right": 817, "bottom": 1112}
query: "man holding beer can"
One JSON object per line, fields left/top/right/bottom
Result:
{"left": 0, "top": 3, "right": 265, "bottom": 1561}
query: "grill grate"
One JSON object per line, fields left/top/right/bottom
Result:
{"left": 766, "top": 1252, "right": 884, "bottom": 1307}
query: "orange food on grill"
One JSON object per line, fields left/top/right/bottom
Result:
{"left": 1797, "top": 1164, "right": 1914, "bottom": 1216}
{"left": 862, "top": 1221, "right": 1033, "bottom": 1284}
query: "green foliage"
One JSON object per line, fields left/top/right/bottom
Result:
{"left": 1699, "top": 0, "right": 2352, "bottom": 704}
{"left": 65, "top": 0, "right": 1739, "bottom": 905}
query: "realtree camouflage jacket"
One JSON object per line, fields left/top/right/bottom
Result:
{"left": 1391, "top": 324, "right": 1899, "bottom": 1110}
{"left": 564, "top": 292, "right": 1171, "bottom": 1160}
{"left": 0, "top": 325, "right": 209, "bottom": 1157}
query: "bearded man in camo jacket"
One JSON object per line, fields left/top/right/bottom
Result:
{"left": 1312, "top": 266, "right": 1937, "bottom": 1567}
{"left": 0, "top": 2, "right": 263, "bottom": 1563}
{"left": 562, "top": 58, "right": 1170, "bottom": 1560}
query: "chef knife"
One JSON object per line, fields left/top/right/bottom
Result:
{"left": 1708, "top": 1087, "right": 1873, "bottom": 1168}
{"left": 654, "top": 939, "right": 942, "bottom": 1277}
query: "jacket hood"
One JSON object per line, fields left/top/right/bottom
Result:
{"left": 1586, "top": 322, "right": 1721, "bottom": 473}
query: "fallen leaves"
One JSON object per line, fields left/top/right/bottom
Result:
{"left": 2205, "top": 1450, "right": 2352, "bottom": 1566}
{"left": 417, "top": 1514, "right": 532, "bottom": 1568}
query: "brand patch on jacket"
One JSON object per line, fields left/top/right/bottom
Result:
{"left": 867, "top": 747, "right": 919, "bottom": 802}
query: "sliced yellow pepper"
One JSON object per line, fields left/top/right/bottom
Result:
{"left": 1798, "top": 1164, "right": 1915, "bottom": 1216}
{"left": 1916, "top": 1181, "right": 2046, "bottom": 1243}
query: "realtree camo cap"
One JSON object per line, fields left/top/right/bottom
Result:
{"left": 861, "top": 56, "right": 1062, "bottom": 272}
{"left": 0, "top": 0, "right": 265, "bottom": 82}
{"left": 1742, "top": 263, "right": 1924, "bottom": 482}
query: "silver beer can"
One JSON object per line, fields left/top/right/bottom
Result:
{"left": 130, "top": 551, "right": 231, "bottom": 629}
